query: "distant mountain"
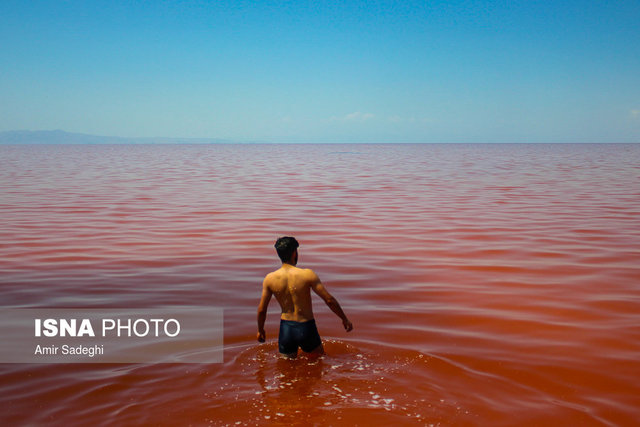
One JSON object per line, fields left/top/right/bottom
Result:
{"left": 0, "top": 130, "right": 235, "bottom": 144}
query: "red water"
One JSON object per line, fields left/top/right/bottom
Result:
{"left": 1, "top": 143, "right": 639, "bottom": 426}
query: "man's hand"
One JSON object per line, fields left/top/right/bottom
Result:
{"left": 257, "top": 330, "right": 266, "bottom": 342}
{"left": 343, "top": 319, "right": 353, "bottom": 332}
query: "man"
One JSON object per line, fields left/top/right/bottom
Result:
{"left": 257, "top": 236, "right": 353, "bottom": 358}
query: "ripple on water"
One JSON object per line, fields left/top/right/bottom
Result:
{"left": 200, "top": 339, "right": 480, "bottom": 425}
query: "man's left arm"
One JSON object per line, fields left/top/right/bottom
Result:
{"left": 309, "top": 271, "right": 353, "bottom": 332}
{"left": 257, "top": 278, "right": 272, "bottom": 342}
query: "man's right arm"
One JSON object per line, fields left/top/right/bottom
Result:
{"left": 309, "top": 271, "right": 353, "bottom": 332}
{"left": 257, "top": 277, "right": 272, "bottom": 342}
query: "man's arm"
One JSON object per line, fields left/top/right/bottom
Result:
{"left": 309, "top": 272, "right": 353, "bottom": 332}
{"left": 257, "top": 278, "right": 272, "bottom": 342}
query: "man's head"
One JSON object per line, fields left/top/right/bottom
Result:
{"left": 275, "top": 236, "right": 299, "bottom": 265}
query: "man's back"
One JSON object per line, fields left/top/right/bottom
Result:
{"left": 264, "top": 265, "right": 317, "bottom": 322}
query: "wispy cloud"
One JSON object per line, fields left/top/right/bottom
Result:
{"left": 331, "top": 112, "right": 375, "bottom": 122}
{"left": 631, "top": 109, "right": 640, "bottom": 119}
{"left": 330, "top": 112, "right": 434, "bottom": 123}
{"left": 387, "top": 115, "right": 432, "bottom": 124}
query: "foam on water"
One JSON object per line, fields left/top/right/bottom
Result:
{"left": 204, "top": 339, "right": 475, "bottom": 425}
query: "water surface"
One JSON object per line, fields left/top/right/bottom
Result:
{"left": 1, "top": 143, "right": 639, "bottom": 425}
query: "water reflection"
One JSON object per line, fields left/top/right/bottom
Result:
{"left": 252, "top": 348, "right": 327, "bottom": 422}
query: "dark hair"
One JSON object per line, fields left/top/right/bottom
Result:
{"left": 274, "top": 236, "right": 299, "bottom": 263}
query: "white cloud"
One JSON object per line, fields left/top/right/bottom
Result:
{"left": 331, "top": 112, "right": 375, "bottom": 122}
{"left": 386, "top": 115, "right": 432, "bottom": 124}
{"left": 329, "top": 112, "right": 433, "bottom": 126}
{"left": 631, "top": 109, "right": 640, "bottom": 118}
{"left": 347, "top": 111, "right": 374, "bottom": 121}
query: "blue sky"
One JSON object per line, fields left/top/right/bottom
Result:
{"left": 1, "top": 0, "right": 639, "bottom": 142}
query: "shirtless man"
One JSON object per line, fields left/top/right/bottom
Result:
{"left": 257, "top": 236, "right": 353, "bottom": 358}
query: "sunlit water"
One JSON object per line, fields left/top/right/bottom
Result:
{"left": 1, "top": 143, "right": 639, "bottom": 426}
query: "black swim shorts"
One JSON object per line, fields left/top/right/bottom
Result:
{"left": 278, "top": 319, "right": 322, "bottom": 354}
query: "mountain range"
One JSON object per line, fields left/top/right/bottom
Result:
{"left": 0, "top": 130, "right": 235, "bottom": 144}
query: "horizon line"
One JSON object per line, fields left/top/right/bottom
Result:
{"left": 0, "top": 129, "right": 637, "bottom": 145}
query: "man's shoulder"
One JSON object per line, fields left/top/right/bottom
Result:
{"left": 263, "top": 270, "right": 278, "bottom": 285}
{"left": 264, "top": 269, "right": 283, "bottom": 279}
{"left": 297, "top": 267, "right": 319, "bottom": 281}
{"left": 264, "top": 267, "right": 317, "bottom": 281}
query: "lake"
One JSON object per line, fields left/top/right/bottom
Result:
{"left": 1, "top": 143, "right": 639, "bottom": 425}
